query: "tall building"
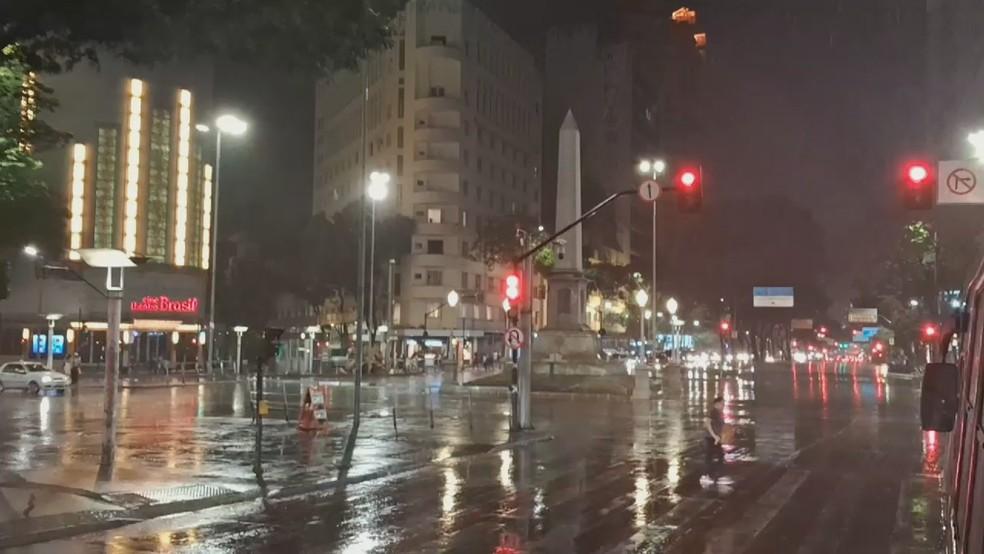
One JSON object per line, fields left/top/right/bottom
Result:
{"left": 36, "top": 61, "right": 216, "bottom": 268}
{"left": 0, "top": 59, "right": 215, "bottom": 364}
{"left": 313, "top": 0, "right": 543, "bottom": 354}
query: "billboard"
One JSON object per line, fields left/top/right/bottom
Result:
{"left": 851, "top": 327, "right": 880, "bottom": 343}
{"left": 753, "top": 287, "right": 794, "bottom": 308}
{"left": 791, "top": 318, "right": 813, "bottom": 330}
{"left": 31, "top": 334, "right": 65, "bottom": 357}
{"left": 848, "top": 308, "right": 878, "bottom": 324}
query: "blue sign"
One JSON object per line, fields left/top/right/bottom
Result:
{"left": 753, "top": 287, "right": 795, "bottom": 308}
{"left": 31, "top": 335, "right": 65, "bottom": 357}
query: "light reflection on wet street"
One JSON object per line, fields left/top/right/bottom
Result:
{"left": 2, "top": 362, "right": 944, "bottom": 553}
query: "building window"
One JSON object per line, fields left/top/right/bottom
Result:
{"left": 461, "top": 272, "right": 469, "bottom": 289}
{"left": 461, "top": 239, "right": 469, "bottom": 255}
{"left": 461, "top": 210, "right": 468, "bottom": 227}
{"left": 397, "top": 155, "right": 404, "bottom": 176}
{"left": 93, "top": 127, "right": 119, "bottom": 249}
{"left": 430, "top": 35, "right": 447, "bottom": 45}
{"left": 399, "top": 39, "right": 405, "bottom": 70}
{"left": 426, "top": 302, "right": 442, "bottom": 321}
{"left": 474, "top": 274, "right": 482, "bottom": 290}
{"left": 146, "top": 109, "right": 172, "bottom": 262}
{"left": 426, "top": 270, "right": 442, "bottom": 286}
{"left": 413, "top": 272, "right": 423, "bottom": 282}
{"left": 427, "top": 208, "right": 442, "bottom": 223}
{"left": 486, "top": 305, "right": 493, "bottom": 321}
{"left": 398, "top": 88, "right": 405, "bottom": 118}
{"left": 427, "top": 239, "right": 444, "bottom": 254}
{"left": 462, "top": 180, "right": 469, "bottom": 196}
{"left": 397, "top": 126, "right": 404, "bottom": 148}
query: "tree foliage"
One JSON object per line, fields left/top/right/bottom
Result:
{"left": 1, "top": 0, "right": 409, "bottom": 75}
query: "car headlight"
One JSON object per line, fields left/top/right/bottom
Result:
{"left": 41, "top": 376, "right": 52, "bottom": 383}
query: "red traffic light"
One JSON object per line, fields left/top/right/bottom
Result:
{"left": 503, "top": 272, "right": 522, "bottom": 302}
{"left": 902, "top": 161, "right": 934, "bottom": 210}
{"left": 719, "top": 321, "right": 730, "bottom": 332}
{"left": 922, "top": 322, "right": 940, "bottom": 341}
{"left": 676, "top": 166, "right": 703, "bottom": 212}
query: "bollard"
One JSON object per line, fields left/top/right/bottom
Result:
{"left": 282, "top": 381, "right": 290, "bottom": 423}
{"left": 392, "top": 397, "right": 399, "bottom": 439}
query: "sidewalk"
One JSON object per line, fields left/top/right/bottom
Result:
{"left": 0, "top": 381, "right": 549, "bottom": 548}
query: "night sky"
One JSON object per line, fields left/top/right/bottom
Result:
{"left": 216, "top": 0, "right": 934, "bottom": 311}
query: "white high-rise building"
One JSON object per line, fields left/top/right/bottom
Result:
{"left": 313, "top": 0, "right": 542, "bottom": 355}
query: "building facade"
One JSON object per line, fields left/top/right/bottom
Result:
{"left": 0, "top": 59, "right": 215, "bottom": 365}
{"left": 313, "top": 0, "right": 543, "bottom": 354}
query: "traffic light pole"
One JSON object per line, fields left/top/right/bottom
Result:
{"left": 517, "top": 254, "right": 534, "bottom": 430}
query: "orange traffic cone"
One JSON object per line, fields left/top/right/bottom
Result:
{"left": 297, "top": 402, "right": 319, "bottom": 432}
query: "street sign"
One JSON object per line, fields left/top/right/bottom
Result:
{"left": 791, "top": 318, "right": 813, "bottom": 330}
{"left": 848, "top": 308, "right": 878, "bottom": 324}
{"left": 638, "top": 181, "right": 661, "bottom": 202}
{"left": 753, "top": 287, "right": 794, "bottom": 308}
{"left": 505, "top": 327, "right": 524, "bottom": 349}
{"left": 938, "top": 160, "right": 984, "bottom": 204}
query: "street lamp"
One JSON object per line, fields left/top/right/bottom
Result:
{"left": 665, "top": 297, "right": 679, "bottom": 362}
{"left": 634, "top": 289, "right": 649, "bottom": 359}
{"left": 202, "top": 113, "right": 248, "bottom": 374}
{"left": 233, "top": 326, "right": 248, "bottom": 376}
{"left": 366, "top": 171, "right": 390, "bottom": 365}
{"left": 23, "top": 244, "right": 39, "bottom": 258}
{"left": 969, "top": 130, "right": 984, "bottom": 161}
{"left": 44, "top": 314, "right": 62, "bottom": 370}
{"left": 909, "top": 298, "right": 920, "bottom": 308}
{"left": 637, "top": 157, "right": 665, "bottom": 348}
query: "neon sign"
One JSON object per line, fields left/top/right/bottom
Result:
{"left": 130, "top": 296, "right": 200, "bottom": 314}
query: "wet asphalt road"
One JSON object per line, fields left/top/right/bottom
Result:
{"left": 3, "top": 362, "right": 944, "bottom": 553}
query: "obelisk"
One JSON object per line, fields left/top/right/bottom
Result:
{"left": 535, "top": 110, "right": 598, "bottom": 366}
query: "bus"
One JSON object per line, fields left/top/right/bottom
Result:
{"left": 922, "top": 256, "right": 984, "bottom": 553}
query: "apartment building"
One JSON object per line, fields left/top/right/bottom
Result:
{"left": 314, "top": 0, "right": 543, "bottom": 354}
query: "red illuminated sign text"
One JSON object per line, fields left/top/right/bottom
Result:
{"left": 130, "top": 296, "right": 200, "bottom": 314}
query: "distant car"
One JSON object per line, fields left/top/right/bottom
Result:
{"left": 0, "top": 361, "right": 70, "bottom": 395}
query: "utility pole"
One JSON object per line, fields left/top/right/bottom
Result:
{"left": 385, "top": 259, "right": 395, "bottom": 371}
{"left": 352, "top": 56, "right": 369, "bottom": 430}
{"left": 518, "top": 253, "right": 534, "bottom": 429}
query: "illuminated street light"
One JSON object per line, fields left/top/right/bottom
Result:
{"left": 693, "top": 320, "right": 700, "bottom": 327}
{"left": 23, "top": 245, "right": 39, "bottom": 258}
{"left": 368, "top": 171, "right": 391, "bottom": 201}
{"left": 909, "top": 298, "right": 920, "bottom": 308}
{"left": 202, "top": 113, "right": 249, "bottom": 372}
{"left": 447, "top": 289, "right": 460, "bottom": 308}
{"left": 666, "top": 297, "right": 679, "bottom": 315}
{"left": 634, "top": 289, "right": 649, "bottom": 308}
{"left": 502, "top": 299, "right": 511, "bottom": 312}
{"left": 969, "top": 130, "right": 984, "bottom": 161}
{"left": 644, "top": 309, "right": 653, "bottom": 320}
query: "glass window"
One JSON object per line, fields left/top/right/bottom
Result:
{"left": 427, "top": 208, "right": 442, "bottom": 223}
{"left": 427, "top": 240, "right": 444, "bottom": 254}
{"left": 426, "top": 270, "right": 443, "bottom": 286}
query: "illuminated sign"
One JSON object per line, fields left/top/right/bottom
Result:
{"left": 130, "top": 296, "right": 200, "bottom": 314}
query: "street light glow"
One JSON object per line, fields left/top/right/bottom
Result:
{"left": 638, "top": 160, "right": 652, "bottom": 174}
{"left": 634, "top": 289, "right": 649, "bottom": 307}
{"left": 367, "top": 171, "right": 390, "bottom": 201}
{"left": 969, "top": 130, "right": 984, "bottom": 161}
{"left": 502, "top": 299, "right": 511, "bottom": 312}
{"left": 666, "top": 297, "right": 679, "bottom": 315}
{"left": 195, "top": 123, "right": 210, "bottom": 133}
{"left": 447, "top": 289, "right": 460, "bottom": 308}
{"left": 653, "top": 160, "right": 666, "bottom": 174}
{"left": 215, "top": 114, "right": 248, "bottom": 136}
{"left": 644, "top": 309, "right": 652, "bottom": 320}
{"left": 909, "top": 298, "right": 920, "bottom": 308}
{"left": 23, "top": 245, "right": 39, "bottom": 258}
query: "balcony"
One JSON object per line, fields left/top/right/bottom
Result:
{"left": 410, "top": 188, "right": 461, "bottom": 205}
{"left": 412, "top": 155, "right": 460, "bottom": 174}
{"left": 417, "top": 43, "right": 463, "bottom": 62}
{"left": 414, "top": 125, "right": 461, "bottom": 143}
{"left": 416, "top": 93, "right": 462, "bottom": 113}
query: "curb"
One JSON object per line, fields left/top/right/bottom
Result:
{"left": 0, "top": 430, "right": 554, "bottom": 549}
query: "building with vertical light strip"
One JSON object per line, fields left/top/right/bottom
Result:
{"left": 0, "top": 59, "right": 218, "bottom": 366}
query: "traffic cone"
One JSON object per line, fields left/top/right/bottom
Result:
{"left": 297, "top": 403, "right": 319, "bottom": 432}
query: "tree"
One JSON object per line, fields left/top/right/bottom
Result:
{"left": 1, "top": 0, "right": 409, "bottom": 74}
{"left": 0, "top": 47, "right": 66, "bottom": 298}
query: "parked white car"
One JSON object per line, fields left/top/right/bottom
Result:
{"left": 0, "top": 361, "right": 70, "bottom": 395}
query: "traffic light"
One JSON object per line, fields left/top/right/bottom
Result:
{"left": 503, "top": 272, "right": 522, "bottom": 303}
{"left": 676, "top": 166, "right": 703, "bottom": 212}
{"left": 902, "top": 161, "right": 934, "bottom": 210}
{"left": 719, "top": 320, "right": 731, "bottom": 334}
{"left": 922, "top": 322, "right": 940, "bottom": 342}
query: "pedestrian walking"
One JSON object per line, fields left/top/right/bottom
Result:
{"left": 701, "top": 395, "right": 733, "bottom": 486}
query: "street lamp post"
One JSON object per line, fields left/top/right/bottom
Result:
{"left": 367, "top": 171, "right": 390, "bottom": 362}
{"left": 233, "top": 326, "right": 248, "bottom": 375}
{"left": 666, "top": 297, "right": 679, "bottom": 362}
{"left": 637, "top": 158, "right": 665, "bottom": 358}
{"left": 634, "top": 289, "right": 649, "bottom": 360}
{"left": 202, "top": 114, "right": 248, "bottom": 375}
{"left": 76, "top": 248, "right": 136, "bottom": 483}
{"left": 44, "top": 314, "right": 62, "bottom": 370}
{"left": 385, "top": 258, "right": 396, "bottom": 371}
{"left": 447, "top": 289, "right": 460, "bottom": 381}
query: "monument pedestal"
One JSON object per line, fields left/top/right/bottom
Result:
{"left": 534, "top": 270, "right": 599, "bottom": 363}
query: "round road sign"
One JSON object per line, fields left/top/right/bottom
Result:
{"left": 638, "top": 181, "right": 661, "bottom": 202}
{"left": 506, "top": 327, "right": 524, "bottom": 349}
